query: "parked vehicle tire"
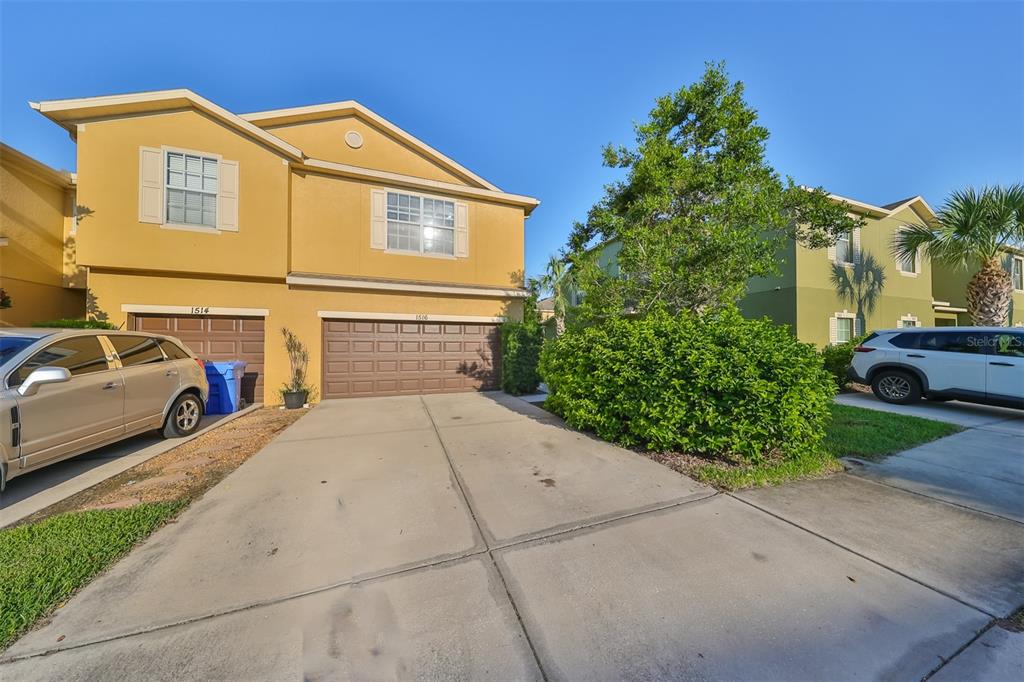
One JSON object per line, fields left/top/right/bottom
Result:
{"left": 871, "top": 370, "right": 921, "bottom": 405}
{"left": 163, "top": 393, "right": 204, "bottom": 438}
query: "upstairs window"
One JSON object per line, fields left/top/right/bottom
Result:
{"left": 1013, "top": 256, "right": 1024, "bottom": 291}
{"left": 835, "top": 230, "right": 853, "bottom": 264}
{"left": 386, "top": 191, "right": 455, "bottom": 256}
{"left": 166, "top": 151, "right": 218, "bottom": 228}
{"left": 897, "top": 229, "right": 918, "bottom": 274}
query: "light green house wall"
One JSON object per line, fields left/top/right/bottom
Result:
{"left": 932, "top": 251, "right": 1024, "bottom": 326}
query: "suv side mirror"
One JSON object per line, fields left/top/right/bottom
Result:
{"left": 17, "top": 366, "right": 72, "bottom": 397}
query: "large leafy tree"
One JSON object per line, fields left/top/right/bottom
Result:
{"left": 568, "top": 62, "right": 862, "bottom": 319}
{"left": 895, "top": 185, "right": 1024, "bottom": 326}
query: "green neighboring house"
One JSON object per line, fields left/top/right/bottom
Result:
{"left": 565, "top": 192, "right": 1024, "bottom": 345}
{"left": 742, "top": 194, "right": 938, "bottom": 346}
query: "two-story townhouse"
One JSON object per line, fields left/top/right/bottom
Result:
{"left": 742, "top": 194, "right": 940, "bottom": 346}
{"left": 930, "top": 248, "right": 1024, "bottom": 328}
{"left": 31, "top": 90, "right": 539, "bottom": 402}
{"left": 0, "top": 143, "right": 86, "bottom": 326}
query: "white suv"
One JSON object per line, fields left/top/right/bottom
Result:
{"left": 848, "top": 327, "right": 1024, "bottom": 409}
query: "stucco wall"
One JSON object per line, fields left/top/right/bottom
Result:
{"left": 74, "top": 109, "right": 291, "bottom": 278}
{"left": 265, "top": 115, "right": 470, "bottom": 185}
{"left": 289, "top": 171, "right": 525, "bottom": 288}
{"left": 0, "top": 149, "right": 85, "bottom": 325}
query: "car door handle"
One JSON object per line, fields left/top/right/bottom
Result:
{"left": 102, "top": 381, "right": 119, "bottom": 390}
{"left": 165, "top": 370, "right": 179, "bottom": 377}
{"left": 989, "top": 361, "right": 1014, "bottom": 367}
{"left": 907, "top": 354, "right": 926, "bottom": 358}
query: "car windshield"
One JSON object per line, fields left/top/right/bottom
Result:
{"left": 0, "top": 336, "right": 38, "bottom": 367}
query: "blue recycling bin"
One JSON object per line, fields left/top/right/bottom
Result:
{"left": 204, "top": 360, "right": 248, "bottom": 415}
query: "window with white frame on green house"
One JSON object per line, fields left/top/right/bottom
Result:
{"left": 835, "top": 229, "right": 853, "bottom": 264}
{"left": 1013, "top": 256, "right": 1023, "bottom": 291}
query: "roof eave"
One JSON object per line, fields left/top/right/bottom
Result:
{"left": 30, "top": 89, "right": 304, "bottom": 161}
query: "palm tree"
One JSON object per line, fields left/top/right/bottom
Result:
{"left": 537, "top": 255, "right": 574, "bottom": 335}
{"left": 830, "top": 253, "right": 886, "bottom": 336}
{"left": 895, "top": 185, "right": 1024, "bottom": 326}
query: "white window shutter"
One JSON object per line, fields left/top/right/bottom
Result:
{"left": 854, "top": 317, "right": 863, "bottom": 336}
{"left": 829, "top": 316, "right": 838, "bottom": 344}
{"left": 138, "top": 147, "right": 164, "bottom": 224}
{"left": 852, "top": 227, "right": 862, "bottom": 263}
{"left": 370, "top": 189, "right": 387, "bottom": 249}
{"left": 217, "top": 160, "right": 239, "bottom": 232}
{"left": 455, "top": 201, "right": 469, "bottom": 258}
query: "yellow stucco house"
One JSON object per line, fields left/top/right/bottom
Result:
{"left": 0, "top": 143, "right": 86, "bottom": 326}
{"left": 30, "top": 90, "right": 539, "bottom": 402}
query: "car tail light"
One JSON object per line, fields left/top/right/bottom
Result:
{"left": 853, "top": 345, "right": 875, "bottom": 353}
{"left": 194, "top": 358, "right": 205, "bottom": 370}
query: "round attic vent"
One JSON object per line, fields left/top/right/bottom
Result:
{"left": 345, "top": 130, "right": 364, "bottom": 149}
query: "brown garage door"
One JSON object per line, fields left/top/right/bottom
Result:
{"left": 322, "top": 319, "right": 500, "bottom": 398}
{"left": 131, "top": 315, "right": 266, "bottom": 400}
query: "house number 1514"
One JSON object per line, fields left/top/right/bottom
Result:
{"left": 190, "top": 306, "right": 211, "bottom": 315}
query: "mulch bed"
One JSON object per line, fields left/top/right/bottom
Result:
{"left": 16, "top": 407, "right": 307, "bottom": 526}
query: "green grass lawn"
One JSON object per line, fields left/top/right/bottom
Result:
{"left": 691, "top": 404, "right": 962, "bottom": 490}
{"left": 0, "top": 501, "right": 184, "bottom": 649}
{"left": 823, "top": 404, "right": 962, "bottom": 461}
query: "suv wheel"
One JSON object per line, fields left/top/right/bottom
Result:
{"left": 871, "top": 370, "right": 921, "bottom": 405}
{"left": 163, "top": 393, "right": 204, "bottom": 438}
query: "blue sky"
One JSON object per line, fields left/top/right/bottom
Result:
{"left": 2, "top": 1, "right": 1021, "bottom": 279}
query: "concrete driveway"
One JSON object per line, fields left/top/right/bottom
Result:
{"left": 2, "top": 393, "right": 1021, "bottom": 680}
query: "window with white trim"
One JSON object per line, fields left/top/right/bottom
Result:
{"left": 386, "top": 191, "right": 455, "bottom": 256}
{"left": 166, "top": 151, "right": 218, "bottom": 228}
{"left": 898, "top": 315, "right": 919, "bottom": 328}
{"left": 1013, "top": 256, "right": 1023, "bottom": 291}
{"left": 897, "top": 228, "right": 918, "bottom": 274}
{"left": 835, "top": 229, "right": 853, "bottom": 264}
{"left": 835, "top": 316, "right": 853, "bottom": 343}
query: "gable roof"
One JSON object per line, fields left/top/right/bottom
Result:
{"left": 28, "top": 90, "right": 537, "bottom": 210}
{"left": 240, "top": 100, "right": 500, "bottom": 191}
{"left": 30, "top": 89, "right": 304, "bottom": 160}
{"left": 827, "top": 192, "right": 936, "bottom": 222}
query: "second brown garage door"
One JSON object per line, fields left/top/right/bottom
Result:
{"left": 322, "top": 319, "right": 500, "bottom": 398}
{"left": 131, "top": 314, "right": 266, "bottom": 400}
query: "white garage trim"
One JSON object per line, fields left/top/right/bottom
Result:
{"left": 318, "top": 310, "right": 505, "bottom": 323}
{"left": 121, "top": 304, "right": 269, "bottom": 316}
{"left": 288, "top": 273, "right": 529, "bottom": 298}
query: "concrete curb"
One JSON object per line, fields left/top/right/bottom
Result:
{"left": 0, "top": 404, "right": 261, "bottom": 528}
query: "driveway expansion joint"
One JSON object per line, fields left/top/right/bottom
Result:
{"left": 729, "top": 492, "right": 999, "bottom": 619}
{"left": 419, "top": 395, "right": 551, "bottom": 682}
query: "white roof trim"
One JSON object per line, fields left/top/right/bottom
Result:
{"left": 241, "top": 100, "right": 500, "bottom": 191}
{"left": 121, "top": 304, "right": 270, "bottom": 317}
{"left": 318, "top": 310, "right": 505, "bottom": 323}
{"left": 932, "top": 305, "right": 968, "bottom": 313}
{"left": 288, "top": 273, "right": 528, "bottom": 298}
{"left": 31, "top": 89, "right": 304, "bottom": 160}
{"left": 298, "top": 158, "right": 539, "bottom": 212}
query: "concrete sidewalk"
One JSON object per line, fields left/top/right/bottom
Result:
{"left": 2, "top": 392, "right": 1020, "bottom": 680}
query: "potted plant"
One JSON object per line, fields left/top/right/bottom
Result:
{"left": 279, "top": 327, "right": 314, "bottom": 409}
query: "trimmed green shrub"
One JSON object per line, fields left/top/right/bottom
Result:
{"left": 539, "top": 308, "right": 835, "bottom": 462}
{"left": 500, "top": 320, "right": 543, "bottom": 395}
{"left": 820, "top": 335, "right": 868, "bottom": 388}
{"left": 32, "top": 318, "right": 118, "bottom": 330}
